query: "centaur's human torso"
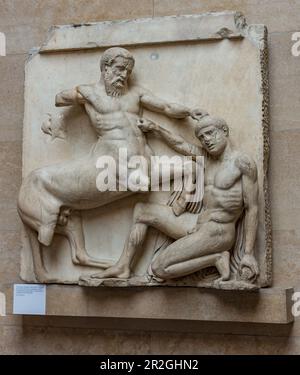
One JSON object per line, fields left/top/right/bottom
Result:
{"left": 79, "top": 82, "right": 152, "bottom": 157}
{"left": 36, "top": 82, "right": 153, "bottom": 210}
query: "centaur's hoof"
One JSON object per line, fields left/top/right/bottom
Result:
{"left": 35, "top": 272, "right": 58, "bottom": 284}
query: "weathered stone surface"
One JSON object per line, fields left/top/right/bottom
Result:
{"left": 21, "top": 314, "right": 295, "bottom": 336}
{"left": 149, "top": 332, "right": 300, "bottom": 355}
{"left": 79, "top": 275, "right": 259, "bottom": 290}
{"left": 0, "top": 142, "right": 22, "bottom": 203}
{"left": 1, "top": 0, "right": 154, "bottom": 27}
{"left": 2, "top": 322, "right": 300, "bottom": 354}
{"left": 269, "top": 32, "right": 300, "bottom": 132}
{"left": 270, "top": 130, "right": 300, "bottom": 233}
{"left": 268, "top": 127, "right": 300, "bottom": 288}
{"left": 0, "top": 325, "right": 152, "bottom": 354}
{"left": 0, "top": 231, "right": 22, "bottom": 284}
{"left": 1, "top": 322, "right": 300, "bottom": 354}
{"left": 0, "top": 55, "right": 25, "bottom": 141}
{"left": 0, "top": 205, "right": 21, "bottom": 231}
{"left": 272, "top": 229, "right": 300, "bottom": 288}
{"left": 40, "top": 13, "right": 244, "bottom": 53}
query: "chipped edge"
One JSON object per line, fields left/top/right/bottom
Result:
{"left": 39, "top": 11, "right": 243, "bottom": 53}
{"left": 260, "top": 26, "right": 272, "bottom": 287}
{"left": 235, "top": 12, "right": 272, "bottom": 287}
{"left": 43, "top": 11, "right": 240, "bottom": 33}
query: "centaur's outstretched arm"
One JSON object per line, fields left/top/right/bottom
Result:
{"left": 138, "top": 119, "right": 203, "bottom": 159}
{"left": 140, "top": 88, "right": 206, "bottom": 120}
{"left": 55, "top": 87, "right": 86, "bottom": 107}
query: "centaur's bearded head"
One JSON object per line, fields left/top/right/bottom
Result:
{"left": 100, "top": 47, "right": 135, "bottom": 97}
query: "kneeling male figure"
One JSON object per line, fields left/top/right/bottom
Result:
{"left": 89, "top": 115, "right": 259, "bottom": 283}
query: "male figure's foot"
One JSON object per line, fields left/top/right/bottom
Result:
{"left": 72, "top": 253, "right": 114, "bottom": 268}
{"left": 89, "top": 264, "right": 131, "bottom": 279}
{"left": 215, "top": 251, "right": 230, "bottom": 282}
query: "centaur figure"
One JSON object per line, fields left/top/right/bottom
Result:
{"left": 18, "top": 47, "right": 204, "bottom": 282}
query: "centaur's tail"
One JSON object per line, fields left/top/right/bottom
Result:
{"left": 151, "top": 190, "right": 202, "bottom": 263}
{"left": 229, "top": 212, "right": 246, "bottom": 276}
{"left": 18, "top": 176, "right": 60, "bottom": 247}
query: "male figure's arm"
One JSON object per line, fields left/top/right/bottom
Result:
{"left": 138, "top": 119, "right": 203, "bottom": 158}
{"left": 55, "top": 88, "right": 86, "bottom": 107}
{"left": 140, "top": 89, "right": 206, "bottom": 120}
{"left": 237, "top": 154, "right": 259, "bottom": 280}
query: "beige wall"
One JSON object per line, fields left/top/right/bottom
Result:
{"left": 0, "top": 0, "right": 300, "bottom": 354}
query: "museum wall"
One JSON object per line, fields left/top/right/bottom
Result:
{"left": 0, "top": 0, "right": 299, "bottom": 354}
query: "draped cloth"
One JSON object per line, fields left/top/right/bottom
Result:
{"left": 151, "top": 190, "right": 246, "bottom": 281}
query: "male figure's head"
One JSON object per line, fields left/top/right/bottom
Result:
{"left": 195, "top": 115, "right": 229, "bottom": 157}
{"left": 100, "top": 47, "right": 135, "bottom": 96}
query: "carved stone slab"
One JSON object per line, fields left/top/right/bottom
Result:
{"left": 20, "top": 12, "right": 271, "bottom": 290}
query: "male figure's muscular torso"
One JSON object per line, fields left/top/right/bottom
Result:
{"left": 199, "top": 152, "right": 249, "bottom": 226}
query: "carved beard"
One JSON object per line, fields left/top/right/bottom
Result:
{"left": 104, "top": 73, "right": 127, "bottom": 97}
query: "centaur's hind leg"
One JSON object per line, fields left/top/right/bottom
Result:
{"left": 55, "top": 209, "right": 114, "bottom": 268}
{"left": 25, "top": 225, "right": 58, "bottom": 283}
